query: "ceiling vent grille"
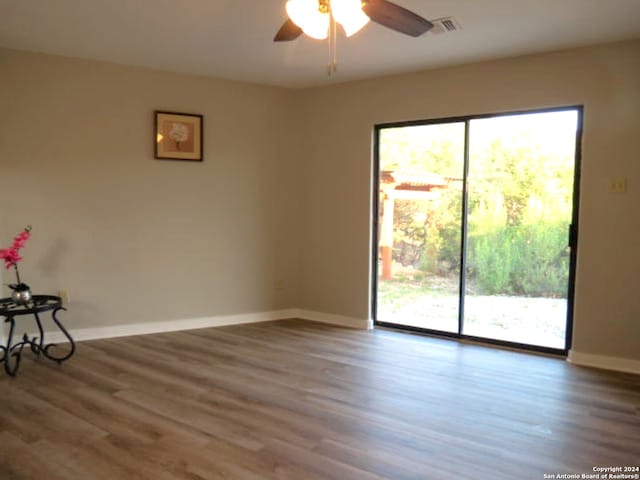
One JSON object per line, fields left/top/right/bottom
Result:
{"left": 430, "top": 17, "right": 462, "bottom": 34}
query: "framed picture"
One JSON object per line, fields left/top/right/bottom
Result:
{"left": 154, "top": 111, "right": 203, "bottom": 161}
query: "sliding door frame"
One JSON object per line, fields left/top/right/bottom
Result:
{"left": 371, "top": 105, "right": 583, "bottom": 356}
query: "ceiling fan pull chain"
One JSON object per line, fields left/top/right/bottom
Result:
{"left": 327, "top": 15, "right": 333, "bottom": 75}
{"left": 332, "top": 17, "right": 338, "bottom": 74}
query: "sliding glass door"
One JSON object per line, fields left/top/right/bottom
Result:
{"left": 373, "top": 107, "right": 581, "bottom": 353}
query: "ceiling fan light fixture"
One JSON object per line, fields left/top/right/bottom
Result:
{"left": 286, "top": 0, "right": 330, "bottom": 40}
{"left": 330, "top": 0, "right": 370, "bottom": 37}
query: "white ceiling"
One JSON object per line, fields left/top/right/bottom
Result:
{"left": 1, "top": 0, "right": 639, "bottom": 88}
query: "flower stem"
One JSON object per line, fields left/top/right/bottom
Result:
{"left": 14, "top": 264, "right": 21, "bottom": 285}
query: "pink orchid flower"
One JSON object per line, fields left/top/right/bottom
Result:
{"left": 0, "top": 248, "right": 22, "bottom": 269}
{"left": 1, "top": 226, "right": 31, "bottom": 269}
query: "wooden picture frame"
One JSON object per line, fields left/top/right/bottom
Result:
{"left": 154, "top": 111, "right": 203, "bottom": 161}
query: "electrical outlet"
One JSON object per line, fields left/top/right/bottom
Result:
{"left": 609, "top": 178, "right": 627, "bottom": 194}
{"left": 59, "top": 289, "right": 70, "bottom": 305}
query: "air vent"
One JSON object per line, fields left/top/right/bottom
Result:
{"left": 430, "top": 17, "right": 462, "bottom": 34}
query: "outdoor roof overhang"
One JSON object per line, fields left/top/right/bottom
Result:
{"left": 380, "top": 170, "right": 461, "bottom": 200}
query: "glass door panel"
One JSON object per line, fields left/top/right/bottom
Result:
{"left": 376, "top": 122, "right": 465, "bottom": 333}
{"left": 463, "top": 111, "right": 579, "bottom": 349}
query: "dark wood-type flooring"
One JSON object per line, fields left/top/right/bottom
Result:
{"left": 1, "top": 319, "right": 639, "bottom": 479}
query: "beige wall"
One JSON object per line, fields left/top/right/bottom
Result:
{"left": 0, "top": 49, "right": 300, "bottom": 329}
{"left": 1, "top": 40, "right": 638, "bottom": 362}
{"left": 295, "top": 39, "right": 640, "bottom": 361}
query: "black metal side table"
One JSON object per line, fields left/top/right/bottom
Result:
{"left": 0, "top": 295, "right": 75, "bottom": 377}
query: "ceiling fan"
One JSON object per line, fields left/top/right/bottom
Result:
{"left": 274, "top": 0, "right": 433, "bottom": 42}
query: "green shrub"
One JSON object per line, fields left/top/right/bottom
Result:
{"left": 467, "top": 222, "right": 569, "bottom": 297}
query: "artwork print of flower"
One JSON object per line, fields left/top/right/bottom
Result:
{"left": 162, "top": 120, "right": 195, "bottom": 153}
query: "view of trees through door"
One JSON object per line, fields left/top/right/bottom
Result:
{"left": 375, "top": 109, "right": 580, "bottom": 351}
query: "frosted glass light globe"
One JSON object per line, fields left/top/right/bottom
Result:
{"left": 286, "top": 0, "right": 330, "bottom": 40}
{"left": 331, "top": 0, "right": 370, "bottom": 37}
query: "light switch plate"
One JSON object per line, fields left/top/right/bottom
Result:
{"left": 609, "top": 178, "right": 627, "bottom": 194}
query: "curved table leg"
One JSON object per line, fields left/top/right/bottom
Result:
{"left": 41, "top": 307, "right": 75, "bottom": 363}
{"left": 32, "top": 312, "right": 45, "bottom": 355}
{"left": 1, "top": 316, "right": 22, "bottom": 377}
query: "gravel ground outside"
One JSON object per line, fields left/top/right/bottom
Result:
{"left": 378, "top": 277, "right": 567, "bottom": 349}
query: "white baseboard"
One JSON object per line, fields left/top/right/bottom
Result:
{"left": 41, "top": 309, "right": 299, "bottom": 344}
{"left": 568, "top": 350, "right": 640, "bottom": 375}
{"left": 17, "top": 307, "right": 371, "bottom": 345}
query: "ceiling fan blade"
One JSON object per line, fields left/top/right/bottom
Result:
{"left": 274, "top": 18, "right": 303, "bottom": 42}
{"left": 363, "top": 0, "right": 433, "bottom": 37}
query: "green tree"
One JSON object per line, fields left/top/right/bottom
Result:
{"left": 379, "top": 111, "right": 576, "bottom": 297}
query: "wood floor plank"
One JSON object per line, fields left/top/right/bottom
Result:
{"left": 1, "top": 319, "right": 639, "bottom": 479}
